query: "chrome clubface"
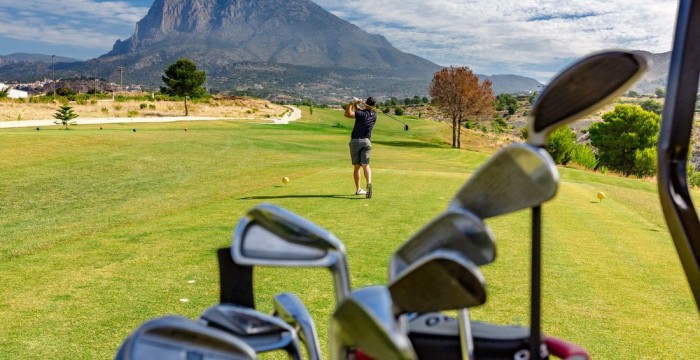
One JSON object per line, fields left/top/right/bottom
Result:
{"left": 389, "top": 249, "right": 487, "bottom": 313}
{"left": 449, "top": 143, "right": 559, "bottom": 218}
{"left": 273, "top": 292, "right": 322, "bottom": 360}
{"left": 529, "top": 50, "right": 647, "bottom": 146}
{"left": 330, "top": 286, "right": 417, "bottom": 360}
{"left": 390, "top": 208, "right": 496, "bottom": 279}
{"left": 116, "top": 315, "right": 257, "bottom": 360}
{"left": 231, "top": 203, "right": 351, "bottom": 301}
{"left": 199, "top": 303, "right": 302, "bottom": 357}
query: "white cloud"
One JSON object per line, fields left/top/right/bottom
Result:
{"left": 316, "top": 0, "right": 678, "bottom": 81}
{"left": 0, "top": 0, "right": 148, "bottom": 25}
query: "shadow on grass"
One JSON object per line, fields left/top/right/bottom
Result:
{"left": 240, "top": 194, "right": 363, "bottom": 200}
{"left": 372, "top": 140, "right": 444, "bottom": 148}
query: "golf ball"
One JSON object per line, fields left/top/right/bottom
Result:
{"left": 282, "top": 177, "right": 290, "bottom": 184}
{"left": 597, "top": 192, "right": 606, "bottom": 200}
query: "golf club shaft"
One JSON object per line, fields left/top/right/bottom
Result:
{"left": 530, "top": 206, "right": 542, "bottom": 359}
{"left": 457, "top": 309, "right": 474, "bottom": 360}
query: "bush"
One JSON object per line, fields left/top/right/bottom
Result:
{"left": 640, "top": 99, "right": 663, "bottom": 115}
{"left": 520, "top": 126, "right": 529, "bottom": 140}
{"left": 127, "top": 110, "right": 139, "bottom": 117}
{"left": 589, "top": 104, "right": 660, "bottom": 175}
{"left": 569, "top": 144, "right": 598, "bottom": 170}
{"left": 545, "top": 127, "right": 577, "bottom": 164}
{"left": 140, "top": 103, "right": 148, "bottom": 109}
{"left": 394, "top": 107, "right": 404, "bottom": 116}
{"left": 689, "top": 168, "right": 700, "bottom": 188}
{"left": 101, "top": 107, "right": 109, "bottom": 114}
{"left": 491, "top": 116, "right": 508, "bottom": 133}
{"left": 633, "top": 147, "right": 657, "bottom": 177}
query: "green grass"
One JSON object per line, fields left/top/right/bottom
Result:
{"left": 1, "top": 107, "right": 698, "bottom": 359}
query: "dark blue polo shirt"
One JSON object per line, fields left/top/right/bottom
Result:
{"left": 351, "top": 109, "right": 377, "bottom": 139}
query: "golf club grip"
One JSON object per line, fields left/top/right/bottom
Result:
{"left": 544, "top": 337, "right": 589, "bottom": 360}
{"left": 217, "top": 247, "right": 255, "bottom": 308}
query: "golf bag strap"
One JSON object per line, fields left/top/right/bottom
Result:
{"left": 217, "top": 247, "right": 255, "bottom": 308}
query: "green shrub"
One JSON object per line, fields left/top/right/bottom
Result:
{"left": 546, "top": 127, "right": 577, "bottom": 164}
{"left": 570, "top": 144, "right": 598, "bottom": 170}
{"left": 689, "top": 167, "right": 700, "bottom": 188}
{"left": 140, "top": 103, "right": 147, "bottom": 109}
{"left": 113, "top": 104, "right": 123, "bottom": 111}
{"left": 127, "top": 110, "right": 139, "bottom": 117}
{"left": 394, "top": 107, "right": 404, "bottom": 116}
{"left": 491, "top": 116, "right": 508, "bottom": 133}
{"left": 633, "top": 147, "right": 657, "bottom": 177}
{"left": 520, "top": 126, "right": 529, "bottom": 140}
{"left": 148, "top": 104, "right": 156, "bottom": 110}
{"left": 589, "top": 104, "right": 660, "bottom": 175}
{"left": 101, "top": 107, "right": 109, "bottom": 114}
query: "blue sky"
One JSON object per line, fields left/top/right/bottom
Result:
{"left": 0, "top": 0, "right": 679, "bottom": 82}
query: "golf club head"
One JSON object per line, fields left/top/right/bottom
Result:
{"left": 115, "top": 315, "right": 256, "bottom": 360}
{"left": 330, "top": 286, "right": 417, "bottom": 360}
{"left": 199, "top": 303, "right": 302, "bottom": 357}
{"left": 529, "top": 50, "right": 647, "bottom": 146}
{"left": 449, "top": 143, "right": 559, "bottom": 218}
{"left": 388, "top": 249, "right": 487, "bottom": 313}
{"left": 389, "top": 208, "right": 496, "bottom": 279}
{"left": 231, "top": 203, "right": 351, "bottom": 301}
{"left": 273, "top": 292, "right": 322, "bottom": 360}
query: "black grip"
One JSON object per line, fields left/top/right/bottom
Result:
{"left": 217, "top": 247, "right": 255, "bottom": 308}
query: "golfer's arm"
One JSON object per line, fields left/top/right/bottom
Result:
{"left": 344, "top": 102, "right": 355, "bottom": 118}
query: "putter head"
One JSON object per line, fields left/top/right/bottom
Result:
{"left": 115, "top": 315, "right": 256, "bottom": 360}
{"left": 273, "top": 292, "right": 322, "bottom": 360}
{"left": 330, "top": 286, "right": 417, "bottom": 360}
{"left": 199, "top": 303, "right": 301, "bottom": 355}
{"left": 529, "top": 50, "right": 647, "bottom": 146}
{"left": 449, "top": 143, "right": 559, "bottom": 218}
{"left": 231, "top": 203, "right": 351, "bottom": 300}
{"left": 389, "top": 249, "right": 487, "bottom": 313}
{"left": 390, "top": 208, "right": 495, "bottom": 279}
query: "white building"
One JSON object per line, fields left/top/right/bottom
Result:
{"left": 0, "top": 83, "right": 29, "bottom": 99}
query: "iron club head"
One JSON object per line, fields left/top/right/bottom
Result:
{"left": 273, "top": 292, "right": 322, "bottom": 360}
{"left": 231, "top": 203, "right": 351, "bottom": 302}
{"left": 529, "top": 50, "right": 647, "bottom": 146}
{"left": 389, "top": 208, "right": 496, "bottom": 280}
{"left": 449, "top": 143, "right": 559, "bottom": 218}
{"left": 388, "top": 249, "right": 487, "bottom": 313}
{"left": 198, "top": 303, "right": 302, "bottom": 358}
{"left": 330, "top": 286, "right": 417, "bottom": 360}
{"left": 115, "top": 315, "right": 257, "bottom": 360}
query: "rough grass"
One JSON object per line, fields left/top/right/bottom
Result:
{"left": 0, "top": 95, "right": 285, "bottom": 121}
{"left": 0, "top": 107, "right": 698, "bottom": 359}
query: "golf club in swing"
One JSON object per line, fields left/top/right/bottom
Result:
{"left": 526, "top": 50, "right": 647, "bottom": 359}
{"left": 354, "top": 97, "right": 409, "bottom": 131}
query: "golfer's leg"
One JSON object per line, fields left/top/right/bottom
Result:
{"left": 353, "top": 165, "right": 362, "bottom": 191}
{"left": 362, "top": 164, "right": 371, "bottom": 185}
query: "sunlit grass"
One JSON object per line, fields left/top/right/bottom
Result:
{"left": 0, "top": 107, "right": 698, "bottom": 358}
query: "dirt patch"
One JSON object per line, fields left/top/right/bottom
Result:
{"left": 0, "top": 96, "right": 287, "bottom": 122}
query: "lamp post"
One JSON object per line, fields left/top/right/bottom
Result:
{"left": 52, "top": 55, "right": 55, "bottom": 99}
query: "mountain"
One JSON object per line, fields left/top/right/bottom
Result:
{"left": 0, "top": 0, "right": 544, "bottom": 101}
{"left": 631, "top": 50, "right": 671, "bottom": 94}
{"left": 0, "top": 53, "right": 80, "bottom": 65}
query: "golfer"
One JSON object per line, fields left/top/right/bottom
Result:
{"left": 344, "top": 96, "right": 377, "bottom": 198}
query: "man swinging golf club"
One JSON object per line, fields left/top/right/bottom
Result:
{"left": 344, "top": 96, "right": 377, "bottom": 198}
